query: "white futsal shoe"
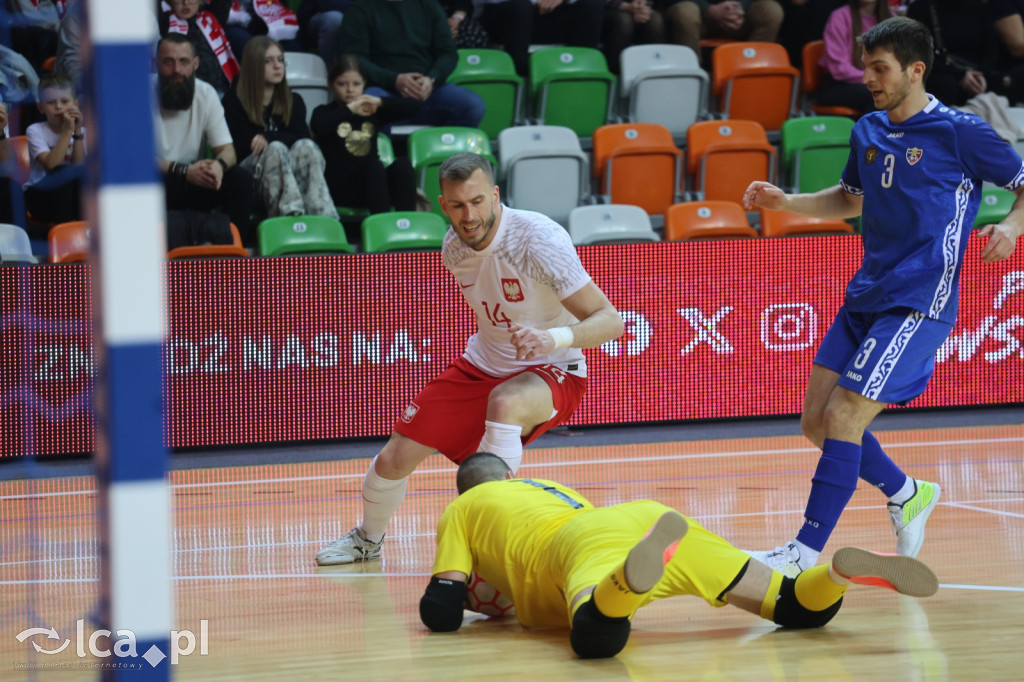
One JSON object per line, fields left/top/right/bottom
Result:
{"left": 746, "top": 542, "right": 807, "bottom": 578}
{"left": 316, "top": 528, "right": 383, "bottom": 565}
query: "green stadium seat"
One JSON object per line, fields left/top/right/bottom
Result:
{"left": 448, "top": 49, "right": 524, "bottom": 140}
{"left": 408, "top": 127, "right": 497, "bottom": 216}
{"left": 258, "top": 215, "right": 355, "bottom": 256}
{"left": 780, "top": 116, "right": 853, "bottom": 194}
{"left": 529, "top": 47, "right": 616, "bottom": 140}
{"left": 361, "top": 211, "right": 449, "bottom": 253}
{"left": 974, "top": 186, "right": 1016, "bottom": 229}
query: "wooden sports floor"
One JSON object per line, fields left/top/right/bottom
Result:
{"left": 2, "top": 419, "right": 1022, "bottom": 680}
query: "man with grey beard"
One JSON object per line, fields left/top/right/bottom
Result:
{"left": 153, "top": 33, "right": 256, "bottom": 246}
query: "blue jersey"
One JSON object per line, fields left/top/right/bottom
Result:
{"left": 840, "top": 96, "right": 1024, "bottom": 324}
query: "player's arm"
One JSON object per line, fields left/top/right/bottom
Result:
{"left": 420, "top": 571, "right": 468, "bottom": 632}
{"left": 510, "top": 282, "right": 624, "bottom": 361}
{"left": 743, "top": 181, "right": 863, "bottom": 220}
{"left": 979, "top": 185, "right": 1024, "bottom": 263}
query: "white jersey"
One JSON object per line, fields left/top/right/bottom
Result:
{"left": 442, "top": 205, "right": 592, "bottom": 378}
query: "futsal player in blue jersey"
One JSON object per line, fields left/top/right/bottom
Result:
{"left": 742, "top": 16, "right": 1024, "bottom": 577}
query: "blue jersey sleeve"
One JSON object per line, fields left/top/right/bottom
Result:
{"left": 957, "top": 115, "right": 1024, "bottom": 190}
{"left": 840, "top": 145, "right": 863, "bottom": 196}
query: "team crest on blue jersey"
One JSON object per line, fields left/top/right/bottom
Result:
{"left": 865, "top": 145, "right": 879, "bottom": 164}
{"left": 906, "top": 147, "right": 923, "bottom": 165}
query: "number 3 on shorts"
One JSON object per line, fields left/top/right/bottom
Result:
{"left": 853, "top": 337, "right": 877, "bottom": 370}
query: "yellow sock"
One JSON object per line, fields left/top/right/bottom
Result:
{"left": 794, "top": 565, "right": 849, "bottom": 612}
{"left": 592, "top": 562, "right": 647, "bottom": 619}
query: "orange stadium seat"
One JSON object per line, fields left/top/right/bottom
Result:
{"left": 759, "top": 209, "right": 855, "bottom": 237}
{"left": 711, "top": 42, "right": 800, "bottom": 134}
{"left": 686, "top": 120, "right": 776, "bottom": 204}
{"left": 665, "top": 201, "right": 758, "bottom": 240}
{"left": 592, "top": 122, "right": 683, "bottom": 216}
{"left": 167, "top": 223, "right": 249, "bottom": 259}
{"left": 48, "top": 220, "right": 91, "bottom": 263}
{"left": 9, "top": 135, "right": 31, "bottom": 186}
{"left": 801, "top": 40, "right": 860, "bottom": 119}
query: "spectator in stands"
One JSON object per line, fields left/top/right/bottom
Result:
{"left": 310, "top": 55, "right": 419, "bottom": 243}
{"left": 777, "top": 0, "right": 841, "bottom": 68}
{"left": 663, "top": 0, "right": 785, "bottom": 65}
{"left": 55, "top": 0, "right": 83, "bottom": 88}
{"left": 224, "top": 0, "right": 303, "bottom": 58}
{"left": 817, "top": 0, "right": 892, "bottom": 115}
{"left": 603, "top": 0, "right": 667, "bottom": 74}
{"left": 0, "top": 99, "right": 26, "bottom": 229}
{"left": 438, "top": 0, "right": 492, "bottom": 49}
{"left": 154, "top": 34, "right": 257, "bottom": 245}
{"left": 477, "top": 0, "right": 605, "bottom": 77}
{"left": 906, "top": 0, "right": 997, "bottom": 106}
{"left": 222, "top": 36, "right": 338, "bottom": 219}
{"left": 337, "top": 0, "right": 485, "bottom": 127}
{"left": 157, "top": 0, "right": 239, "bottom": 96}
{"left": 986, "top": 0, "right": 1024, "bottom": 104}
{"left": 297, "top": 0, "right": 352, "bottom": 67}
{"left": 23, "top": 74, "right": 86, "bottom": 232}
{"left": 6, "top": 0, "right": 61, "bottom": 76}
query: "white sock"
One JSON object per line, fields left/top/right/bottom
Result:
{"left": 888, "top": 477, "right": 916, "bottom": 506}
{"left": 478, "top": 420, "right": 524, "bottom": 474}
{"left": 793, "top": 540, "right": 820, "bottom": 569}
{"left": 359, "top": 454, "right": 408, "bottom": 543}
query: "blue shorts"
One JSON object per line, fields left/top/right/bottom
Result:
{"left": 814, "top": 306, "right": 953, "bottom": 405}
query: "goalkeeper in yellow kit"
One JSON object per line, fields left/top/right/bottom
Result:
{"left": 419, "top": 453, "right": 939, "bottom": 659}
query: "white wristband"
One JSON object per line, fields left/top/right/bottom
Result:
{"left": 548, "top": 326, "right": 574, "bottom": 350}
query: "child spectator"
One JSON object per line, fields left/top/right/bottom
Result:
{"left": 222, "top": 36, "right": 338, "bottom": 218}
{"left": 310, "top": 55, "right": 419, "bottom": 242}
{"left": 23, "top": 74, "right": 86, "bottom": 232}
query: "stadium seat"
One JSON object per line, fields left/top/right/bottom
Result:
{"left": 48, "top": 220, "right": 91, "bottom": 263}
{"left": 0, "top": 223, "right": 37, "bottom": 263}
{"left": 567, "top": 204, "right": 660, "bottom": 245}
{"left": 665, "top": 201, "right": 758, "bottom": 240}
{"left": 497, "top": 125, "right": 589, "bottom": 226}
{"left": 759, "top": 209, "right": 855, "bottom": 237}
{"left": 974, "top": 186, "right": 1017, "bottom": 228}
{"left": 711, "top": 42, "right": 800, "bottom": 134}
{"left": 408, "top": 127, "right": 497, "bottom": 216}
{"left": 167, "top": 223, "right": 249, "bottom": 259}
{"left": 448, "top": 49, "right": 523, "bottom": 140}
{"left": 800, "top": 41, "right": 860, "bottom": 119}
{"left": 529, "top": 47, "right": 617, "bottom": 140}
{"left": 619, "top": 44, "right": 709, "bottom": 142}
{"left": 686, "top": 120, "right": 776, "bottom": 204}
{"left": 285, "top": 52, "right": 329, "bottom": 123}
{"left": 780, "top": 116, "right": 853, "bottom": 193}
{"left": 258, "top": 215, "right": 355, "bottom": 256}
{"left": 592, "top": 123, "right": 683, "bottom": 217}
{"left": 361, "top": 211, "right": 448, "bottom": 252}
{"left": 1005, "top": 107, "right": 1024, "bottom": 159}
{"left": 9, "top": 135, "right": 30, "bottom": 186}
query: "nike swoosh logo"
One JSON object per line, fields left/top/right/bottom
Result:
{"left": 459, "top": 282, "right": 475, "bottom": 288}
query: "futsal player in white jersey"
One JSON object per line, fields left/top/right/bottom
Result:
{"left": 317, "top": 152, "right": 625, "bottom": 565}
{"left": 742, "top": 16, "right": 1024, "bottom": 577}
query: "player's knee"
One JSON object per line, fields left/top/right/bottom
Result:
{"left": 419, "top": 577, "right": 467, "bottom": 632}
{"left": 800, "top": 412, "right": 825, "bottom": 448}
{"left": 772, "top": 577, "right": 842, "bottom": 629}
{"left": 570, "top": 598, "right": 631, "bottom": 659}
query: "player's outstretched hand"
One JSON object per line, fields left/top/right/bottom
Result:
{"left": 508, "top": 323, "right": 554, "bottom": 362}
{"left": 743, "top": 181, "right": 786, "bottom": 211}
{"left": 978, "top": 223, "right": 1020, "bottom": 263}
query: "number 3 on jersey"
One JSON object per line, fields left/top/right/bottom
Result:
{"left": 483, "top": 301, "right": 512, "bottom": 328}
{"left": 881, "top": 153, "right": 895, "bottom": 188}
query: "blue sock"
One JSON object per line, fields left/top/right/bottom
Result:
{"left": 857, "top": 430, "right": 908, "bottom": 494}
{"left": 796, "top": 438, "right": 861, "bottom": 552}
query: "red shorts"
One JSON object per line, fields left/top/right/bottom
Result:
{"left": 394, "top": 357, "right": 588, "bottom": 464}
